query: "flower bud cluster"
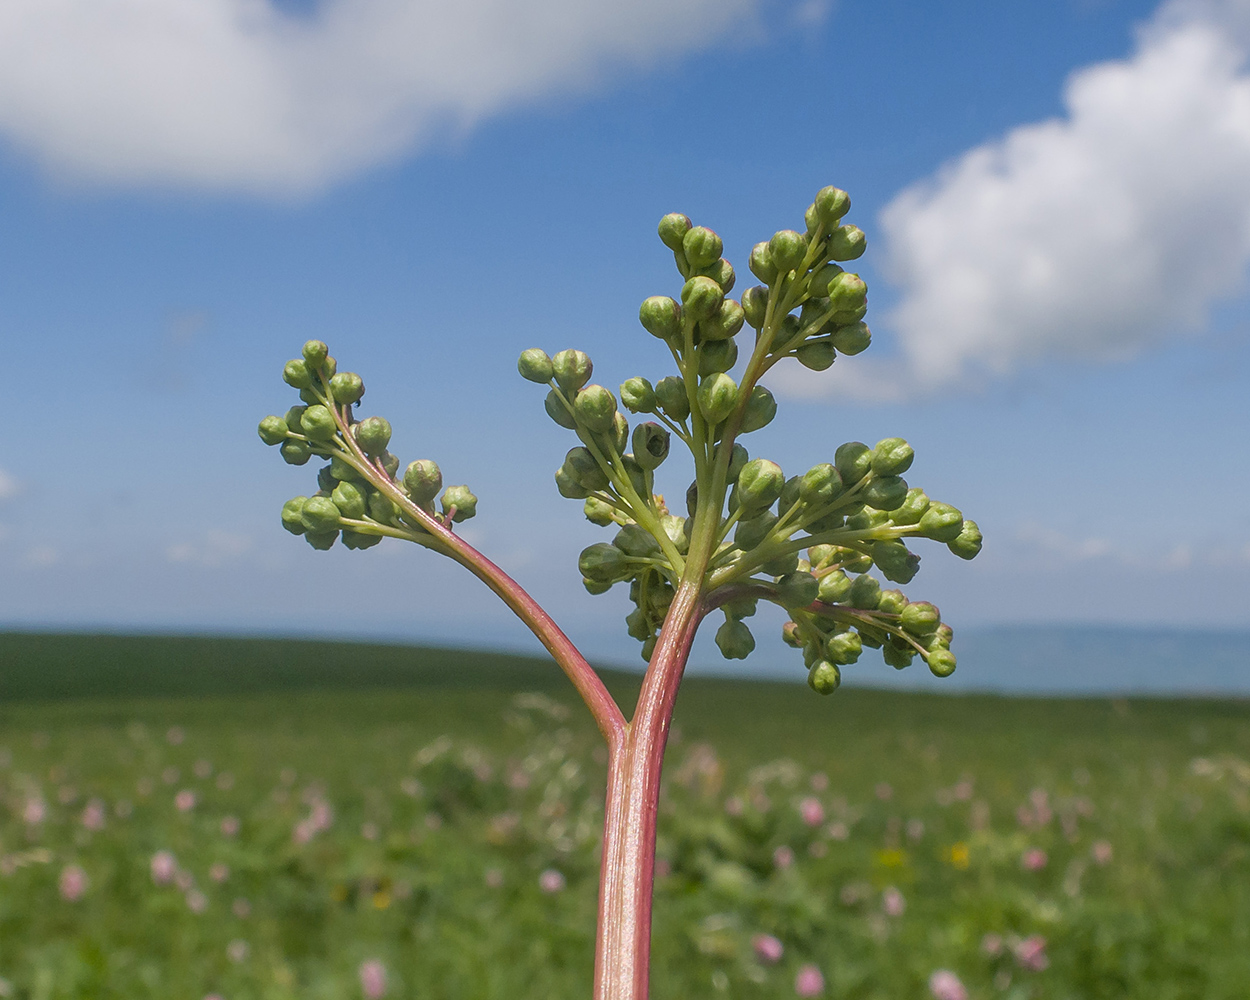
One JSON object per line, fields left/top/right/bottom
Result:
{"left": 259, "top": 340, "right": 478, "bottom": 551}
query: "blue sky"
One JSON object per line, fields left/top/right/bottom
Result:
{"left": 0, "top": 0, "right": 1248, "bottom": 674}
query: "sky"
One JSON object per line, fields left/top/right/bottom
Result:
{"left": 0, "top": 0, "right": 1248, "bottom": 679}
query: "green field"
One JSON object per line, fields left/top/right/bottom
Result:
{"left": 1, "top": 633, "right": 1248, "bottom": 999}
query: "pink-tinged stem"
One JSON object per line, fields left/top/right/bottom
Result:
{"left": 595, "top": 581, "right": 706, "bottom": 1000}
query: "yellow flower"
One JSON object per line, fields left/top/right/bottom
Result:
{"left": 948, "top": 842, "right": 970, "bottom": 870}
{"left": 875, "top": 848, "right": 907, "bottom": 868}
{"left": 372, "top": 890, "right": 391, "bottom": 910}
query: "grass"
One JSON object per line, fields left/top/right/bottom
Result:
{"left": 0, "top": 632, "right": 1248, "bottom": 999}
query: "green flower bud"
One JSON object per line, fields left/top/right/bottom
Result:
{"left": 827, "top": 225, "right": 867, "bottom": 261}
{"left": 735, "top": 511, "right": 778, "bottom": 550}
{"left": 809, "top": 263, "right": 844, "bottom": 298}
{"left": 862, "top": 475, "right": 909, "bottom": 512}
{"left": 579, "top": 542, "right": 626, "bottom": 582}
{"left": 299, "top": 404, "right": 337, "bottom": 441}
{"left": 814, "top": 186, "right": 851, "bottom": 225}
{"left": 776, "top": 314, "right": 803, "bottom": 351}
{"left": 329, "top": 456, "right": 359, "bottom": 481}
{"left": 632, "top": 422, "right": 670, "bottom": 471}
{"left": 808, "top": 544, "right": 836, "bottom": 568}
{"left": 919, "top": 502, "right": 964, "bottom": 542}
{"left": 727, "top": 443, "right": 749, "bottom": 483}
{"left": 368, "top": 492, "right": 398, "bottom": 523}
{"left": 305, "top": 531, "right": 338, "bottom": 551}
{"left": 281, "top": 497, "right": 307, "bottom": 535}
{"left": 280, "top": 440, "right": 313, "bottom": 465}
{"left": 782, "top": 620, "right": 801, "bottom": 647}
{"left": 947, "top": 519, "right": 983, "bottom": 560}
{"left": 870, "top": 438, "right": 913, "bottom": 477}
{"left": 658, "top": 213, "right": 693, "bottom": 251}
{"left": 802, "top": 642, "right": 821, "bottom": 668}
{"left": 300, "top": 496, "right": 342, "bottom": 534}
{"left": 835, "top": 441, "right": 873, "bottom": 485}
{"left": 555, "top": 466, "right": 591, "bottom": 500}
{"left": 697, "top": 372, "right": 737, "bottom": 425}
{"left": 701, "top": 299, "right": 745, "bottom": 341}
{"left": 899, "top": 601, "right": 941, "bottom": 636}
{"left": 625, "top": 607, "right": 652, "bottom": 641}
{"left": 258, "top": 415, "right": 289, "bottom": 446}
{"left": 641, "top": 635, "right": 658, "bottom": 662}
{"left": 741, "top": 285, "right": 769, "bottom": 330}
{"left": 545, "top": 389, "right": 578, "bottom": 429}
{"left": 331, "top": 481, "right": 367, "bottom": 520}
{"left": 848, "top": 574, "right": 882, "bottom": 609}
{"left": 681, "top": 276, "right": 724, "bottom": 322}
{"left": 749, "top": 242, "right": 778, "bottom": 283}
{"left": 762, "top": 551, "right": 800, "bottom": 576}
{"left": 768, "top": 230, "right": 808, "bottom": 273}
{"left": 804, "top": 202, "right": 820, "bottom": 235}
{"left": 892, "top": 488, "right": 930, "bottom": 526}
{"left": 329, "top": 372, "right": 364, "bottom": 405}
{"left": 620, "top": 377, "right": 656, "bottom": 413}
{"left": 808, "top": 660, "right": 841, "bottom": 695}
{"left": 341, "top": 530, "right": 382, "bottom": 551}
{"left": 354, "top": 416, "right": 392, "bottom": 457}
{"left": 662, "top": 515, "right": 689, "bottom": 555}
{"left": 928, "top": 624, "right": 953, "bottom": 651}
{"left": 282, "top": 358, "right": 313, "bottom": 389}
{"left": 698, "top": 339, "right": 737, "bottom": 376}
{"left": 685, "top": 480, "right": 699, "bottom": 516}
{"left": 284, "top": 404, "right": 307, "bottom": 429}
{"left": 927, "top": 649, "right": 957, "bottom": 678}
{"left": 716, "top": 619, "right": 756, "bottom": 660}
{"left": 607, "top": 411, "right": 629, "bottom": 455}
{"left": 796, "top": 341, "right": 836, "bottom": 371}
{"left": 737, "top": 459, "right": 784, "bottom": 513}
{"left": 682, "top": 226, "right": 723, "bottom": 269}
{"left": 740, "top": 386, "right": 777, "bottom": 433}
{"left": 847, "top": 506, "right": 889, "bottom": 531}
{"left": 298, "top": 386, "right": 321, "bottom": 405}
{"left": 552, "top": 350, "right": 593, "bottom": 393}
{"left": 578, "top": 578, "right": 608, "bottom": 595}
{"left": 302, "top": 340, "right": 329, "bottom": 368}
{"left": 830, "top": 303, "right": 868, "bottom": 327}
{"left": 441, "top": 485, "right": 477, "bottom": 522}
{"left": 639, "top": 297, "right": 683, "bottom": 340}
{"left": 654, "top": 376, "right": 690, "bottom": 422}
{"left": 701, "top": 257, "right": 736, "bottom": 293}
{"left": 403, "top": 460, "right": 443, "bottom": 503}
{"left": 826, "top": 629, "right": 863, "bottom": 665}
{"left": 614, "top": 524, "right": 661, "bottom": 558}
{"left": 517, "top": 348, "right": 554, "bottom": 383}
{"left": 322, "top": 356, "right": 338, "bottom": 379}
{"left": 872, "top": 540, "right": 920, "bottom": 584}
{"left": 816, "top": 569, "right": 851, "bottom": 603}
{"left": 774, "top": 571, "right": 819, "bottom": 609}
{"left": 831, "top": 322, "right": 871, "bottom": 355}
{"left": 883, "top": 642, "right": 915, "bottom": 670}
{"left": 562, "top": 447, "right": 608, "bottom": 491}
{"left": 877, "top": 589, "right": 908, "bottom": 616}
{"left": 380, "top": 451, "right": 400, "bottom": 479}
{"left": 826, "top": 272, "right": 867, "bottom": 313}
{"left": 799, "top": 464, "right": 842, "bottom": 506}
{"left": 573, "top": 385, "right": 617, "bottom": 434}
{"left": 583, "top": 497, "right": 616, "bottom": 526}
{"left": 723, "top": 597, "right": 758, "bottom": 620}
{"left": 780, "top": 474, "right": 802, "bottom": 512}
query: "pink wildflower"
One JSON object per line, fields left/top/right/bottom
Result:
{"left": 1021, "top": 848, "right": 1048, "bottom": 871}
{"left": 538, "top": 869, "right": 566, "bottom": 893}
{"left": 59, "top": 864, "right": 88, "bottom": 902}
{"left": 752, "top": 933, "right": 784, "bottom": 964}
{"left": 23, "top": 798, "right": 45, "bottom": 825}
{"left": 826, "top": 821, "right": 849, "bottom": 841}
{"left": 194, "top": 759, "right": 213, "bottom": 778}
{"left": 151, "top": 850, "right": 177, "bottom": 885}
{"left": 221, "top": 816, "right": 240, "bottom": 837}
{"left": 875, "top": 782, "right": 893, "bottom": 801}
{"left": 1091, "top": 840, "right": 1113, "bottom": 865}
{"left": 210, "top": 863, "right": 230, "bottom": 883}
{"left": 359, "top": 959, "right": 388, "bottom": 999}
{"left": 80, "top": 799, "right": 106, "bottom": 831}
{"left": 773, "top": 845, "right": 795, "bottom": 869}
{"left": 186, "top": 889, "right": 208, "bottom": 913}
{"left": 799, "top": 796, "right": 825, "bottom": 827}
{"left": 166, "top": 726, "right": 184, "bottom": 745}
{"left": 928, "top": 970, "right": 968, "bottom": 1000}
{"left": 882, "top": 886, "right": 906, "bottom": 917}
{"left": 981, "top": 933, "right": 1003, "bottom": 956}
{"left": 794, "top": 963, "right": 825, "bottom": 997}
{"left": 1014, "top": 935, "right": 1049, "bottom": 971}
{"left": 175, "top": 789, "right": 196, "bottom": 812}
{"left": 227, "top": 939, "right": 249, "bottom": 963}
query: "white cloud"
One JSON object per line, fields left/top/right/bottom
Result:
{"left": 166, "top": 530, "right": 252, "bottom": 567}
{"left": 795, "top": 0, "right": 1250, "bottom": 399}
{"left": 0, "top": 468, "right": 20, "bottom": 501}
{"left": 0, "top": 0, "right": 802, "bottom": 195}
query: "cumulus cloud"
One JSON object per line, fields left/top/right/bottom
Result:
{"left": 786, "top": 0, "right": 1250, "bottom": 400}
{"left": 0, "top": 0, "right": 802, "bottom": 195}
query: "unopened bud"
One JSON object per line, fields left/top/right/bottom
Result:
{"left": 658, "top": 213, "right": 692, "bottom": 251}
{"left": 816, "top": 569, "right": 851, "bottom": 603}
{"left": 808, "top": 544, "right": 836, "bottom": 568}
{"left": 517, "top": 348, "right": 554, "bottom": 383}
{"left": 639, "top": 297, "right": 683, "bottom": 341}
{"left": 620, "top": 454, "right": 647, "bottom": 497}
{"left": 809, "top": 263, "right": 844, "bottom": 298}
{"left": 701, "top": 299, "right": 745, "bottom": 341}
{"left": 831, "top": 322, "right": 871, "bottom": 355}
{"left": 740, "top": 386, "right": 777, "bottom": 433}
{"left": 900, "top": 601, "right": 940, "bottom": 635}
{"left": 368, "top": 492, "right": 398, "bottom": 523}
{"left": 947, "top": 519, "right": 983, "bottom": 560}
{"left": 877, "top": 589, "right": 908, "bottom": 616}
{"left": 800, "top": 464, "right": 842, "bottom": 506}
{"left": 331, "top": 481, "right": 367, "bottom": 520}
{"left": 654, "top": 377, "right": 690, "bottom": 422}
{"left": 258, "top": 415, "right": 289, "bottom": 446}
{"left": 632, "top": 422, "right": 670, "bottom": 471}
{"left": 341, "top": 530, "right": 383, "bottom": 551}
{"left": 403, "top": 460, "right": 443, "bottom": 503}
{"left": 441, "top": 485, "right": 477, "bottom": 522}
{"left": 555, "top": 466, "right": 591, "bottom": 499}
{"left": 741, "top": 286, "right": 769, "bottom": 328}
{"left": 814, "top": 186, "right": 851, "bottom": 225}
{"left": 848, "top": 574, "right": 882, "bottom": 609}
{"left": 682, "top": 226, "right": 723, "bottom": 269}
{"left": 749, "top": 242, "right": 778, "bottom": 283}
{"left": 768, "top": 230, "right": 808, "bottom": 273}
{"left": 735, "top": 510, "right": 778, "bottom": 550}
{"left": 299, "top": 404, "right": 337, "bottom": 441}
{"left": 808, "top": 660, "right": 841, "bottom": 694}
{"left": 702, "top": 257, "right": 736, "bottom": 293}
{"left": 780, "top": 474, "right": 801, "bottom": 512}
{"left": 919, "top": 503, "right": 964, "bottom": 542}
{"left": 299, "top": 386, "right": 321, "bottom": 405}
{"left": 737, "top": 459, "right": 784, "bottom": 512}
{"left": 796, "top": 342, "right": 836, "bottom": 371}
{"left": 620, "top": 377, "right": 656, "bottom": 413}
{"left": 774, "top": 571, "right": 819, "bottom": 609}
{"left": 826, "top": 629, "right": 863, "bottom": 665}
{"left": 716, "top": 619, "right": 756, "bottom": 660}
{"left": 834, "top": 441, "right": 873, "bottom": 485}
{"left": 563, "top": 447, "right": 609, "bottom": 491}
{"left": 329, "top": 372, "right": 364, "bottom": 405}
{"left": 583, "top": 578, "right": 611, "bottom": 596}
{"left": 827, "top": 225, "right": 867, "bottom": 261}
{"left": 300, "top": 496, "right": 342, "bottom": 534}
{"left": 826, "top": 272, "right": 867, "bottom": 313}
{"left": 614, "top": 524, "right": 661, "bottom": 557}
{"left": 727, "top": 443, "right": 749, "bottom": 483}
{"left": 892, "top": 488, "right": 930, "bottom": 526}
{"left": 872, "top": 540, "right": 920, "bottom": 584}
{"left": 574, "top": 385, "right": 618, "bottom": 434}
{"left": 329, "top": 456, "right": 358, "bottom": 482}
{"left": 862, "top": 475, "right": 909, "bottom": 512}
{"left": 579, "top": 542, "right": 626, "bottom": 582}
{"left": 762, "top": 551, "right": 800, "bottom": 576}
{"left": 545, "top": 389, "right": 578, "bottom": 429}
{"left": 872, "top": 438, "right": 914, "bottom": 476}
{"left": 697, "top": 372, "right": 737, "bottom": 425}
{"left": 280, "top": 440, "right": 312, "bottom": 466}
{"left": 552, "top": 349, "right": 593, "bottom": 393}
{"left": 281, "top": 497, "right": 307, "bottom": 535}
{"left": 681, "top": 276, "right": 724, "bottom": 322}
{"left": 641, "top": 635, "right": 658, "bottom": 662}
{"left": 305, "top": 531, "right": 338, "bottom": 551}
{"left": 882, "top": 642, "right": 915, "bottom": 670}
{"left": 927, "top": 649, "right": 957, "bottom": 677}
{"left": 282, "top": 359, "right": 313, "bottom": 389}
{"left": 607, "top": 411, "right": 629, "bottom": 454}
{"left": 354, "top": 416, "right": 392, "bottom": 457}
{"left": 782, "top": 620, "right": 801, "bottom": 647}
{"left": 380, "top": 451, "right": 400, "bottom": 479}
{"left": 302, "top": 340, "right": 329, "bottom": 368}
{"left": 583, "top": 497, "right": 616, "bottom": 526}
{"left": 776, "top": 314, "right": 803, "bottom": 351}
{"left": 698, "top": 339, "right": 737, "bottom": 377}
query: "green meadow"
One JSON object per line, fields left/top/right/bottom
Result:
{"left": 0, "top": 633, "right": 1248, "bottom": 999}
